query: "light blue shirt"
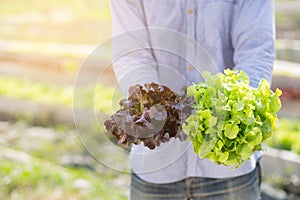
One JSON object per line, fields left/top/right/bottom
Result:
{"left": 110, "top": 0, "right": 275, "bottom": 183}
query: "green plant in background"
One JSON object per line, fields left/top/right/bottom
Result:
{"left": 0, "top": 0, "right": 111, "bottom": 44}
{"left": 0, "top": 75, "right": 121, "bottom": 114}
{"left": 266, "top": 118, "right": 300, "bottom": 155}
{"left": 0, "top": 157, "right": 126, "bottom": 200}
{"left": 0, "top": 120, "right": 129, "bottom": 199}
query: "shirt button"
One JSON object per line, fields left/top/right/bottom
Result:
{"left": 188, "top": 9, "right": 193, "bottom": 14}
{"left": 188, "top": 37, "right": 193, "bottom": 43}
{"left": 188, "top": 65, "right": 193, "bottom": 71}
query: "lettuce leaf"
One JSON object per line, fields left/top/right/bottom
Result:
{"left": 183, "top": 69, "right": 282, "bottom": 168}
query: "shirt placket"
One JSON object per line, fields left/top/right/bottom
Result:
{"left": 185, "top": 0, "right": 197, "bottom": 84}
{"left": 185, "top": 0, "right": 200, "bottom": 178}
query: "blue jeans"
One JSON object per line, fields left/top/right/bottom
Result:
{"left": 130, "top": 162, "right": 261, "bottom": 200}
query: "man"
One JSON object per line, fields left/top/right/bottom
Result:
{"left": 110, "top": 0, "right": 275, "bottom": 199}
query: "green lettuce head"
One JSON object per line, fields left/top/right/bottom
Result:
{"left": 183, "top": 69, "right": 282, "bottom": 168}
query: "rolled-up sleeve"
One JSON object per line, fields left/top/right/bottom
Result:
{"left": 232, "top": 0, "right": 275, "bottom": 88}
{"left": 110, "top": 0, "right": 159, "bottom": 95}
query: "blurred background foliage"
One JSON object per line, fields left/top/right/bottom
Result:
{"left": 0, "top": 0, "right": 300, "bottom": 199}
{"left": 0, "top": 0, "right": 111, "bottom": 44}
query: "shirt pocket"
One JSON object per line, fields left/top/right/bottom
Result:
{"left": 201, "top": 0, "right": 236, "bottom": 53}
{"left": 143, "top": 1, "right": 185, "bottom": 29}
